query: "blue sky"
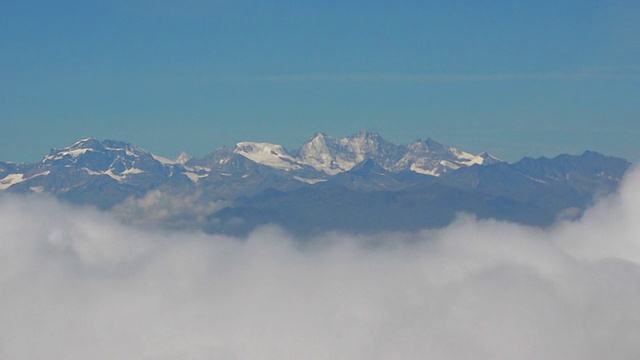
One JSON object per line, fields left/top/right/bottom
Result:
{"left": 1, "top": 0, "right": 639, "bottom": 162}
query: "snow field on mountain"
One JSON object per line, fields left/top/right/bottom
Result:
{"left": 234, "top": 142, "right": 303, "bottom": 171}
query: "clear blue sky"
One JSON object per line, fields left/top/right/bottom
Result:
{"left": 1, "top": 0, "right": 639, "bottom": 162}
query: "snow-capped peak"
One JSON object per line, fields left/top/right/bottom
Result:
{"left": 34, "top": 132, "right": 502, "bottom": 183}
{"left": 234, "top": 142, "right": 302, "bottom": 170}
{"left": 43, "top": 138, "right": 104, "bottom": 162}
{"left": 297, "top": 133, "right": 349, "bottom": 175}
{"left": 71, "top": 137, "right": 98, "bottom": 145}
{"left": 340, "top": 130, "right": 382, "bottom": 157}
{"left": 298, "top": 131, "right": 393, "bottom": 175}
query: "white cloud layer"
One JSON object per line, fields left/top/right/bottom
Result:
{"left": 1, "top": 168, "right": 640, "bottom": 359}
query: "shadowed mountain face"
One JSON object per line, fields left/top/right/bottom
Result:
{"left": 206, "top": 184, "right": 555, "bottom": 238}
{"left": 0, "top": 132, "right": 632, "bottom": 235}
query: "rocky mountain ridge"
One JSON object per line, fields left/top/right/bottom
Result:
{"left": 0, "top": 131, "right": 631, "bottom": 235}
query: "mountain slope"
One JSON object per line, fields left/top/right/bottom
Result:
{"left": 206, "top": 183, "right": 555, "bottom": 237}
{"left": 0, "top": 131, "right": 632, "bottom": 234}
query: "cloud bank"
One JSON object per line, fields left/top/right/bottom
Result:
{"left": 112, "top": 189, "right": 228, "bottom": 227}
{"left": 1, "top": 168, "right": 640, "bottom": 359}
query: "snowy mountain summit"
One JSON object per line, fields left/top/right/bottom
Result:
{"left": 235, "top": 130, "right": 502, "bottom": 177}
{"left": 0, "top": 130, "right": 630, "bottom": 234}
{"left": 233, "top": 142, "right": 303, "bottom": 171}
{"left": 40, "top": 137, "right": 164, "bottom": 181}
{"left": 0, "top": 130, "right": 502, "bottom": 197}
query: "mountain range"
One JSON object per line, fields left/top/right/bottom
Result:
{"left": 0, "top": 131, "right": 631, "bottom": 236}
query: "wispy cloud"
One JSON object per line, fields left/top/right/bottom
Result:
{"left": 221, "top": 66, "right": 640, "bottom": 84}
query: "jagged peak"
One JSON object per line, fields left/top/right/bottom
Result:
{"left": 478, "top": 152, "right": 504, "bottom": 164}
{"left": 423, "top": 137, "right": 445, "bottom": 147}
{"left": 234, "top": 141, "right": 291, "bottom": 155}
{"left": 36, "top": 132, "right": 504, "bottom": 176}
{"left": 67, "top": 137, "right": 102, "bottom": 150}
{"left": 341, "top": 130, "right": 389, "bottom": 150}
{"left": 311, "top": 131, "right": 327, "bottom": 139}
{"left": 406, "top": 137, "right": 445, "bottom": 151}
{"left": 303, "top": 132, "right": 330, "bottom": 147}
{"left": 175, "top": 151, "right": 193, "bottom": 164}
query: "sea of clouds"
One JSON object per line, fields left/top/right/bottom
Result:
{"left": 1, "top": 168, "right": 640, "bottom": 359}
